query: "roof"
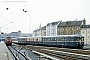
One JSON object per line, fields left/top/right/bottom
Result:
{"left": 11, "top": 32, "right": 19, "bottom": 34}
{"left": 81, "top": 25, "right": 90, "bottom": 28}
{"left": 47, "top": 21, "right": 60, "bottom": 26}
{"left": 33, "top": 26, "right": 46, "bottom": 32}
{"left": 58, "top": 20, "right": 83, "bottom": 27}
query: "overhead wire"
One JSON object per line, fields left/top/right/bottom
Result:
{"left": 15, "top": 0, "right": 28, "bottom": 24}
{"left": 6, "top": 1, "right": 17, "bottom": 10}
{"left": 22, "top": 0, "right": 37, "bottom": 12}
{"left": 22, "top": 0, "right": 28, "bottom": 13}
{"left": 0, "top": 0, "right": 37, "bottom": 29}
{"left": 17, "top": 0, "right": 37, "bottom": 23}
{"left": 0, "top": 0, "right": 17, "bottom": 21}
{"left": 27, "top": 0, "right": 37, "bottom": 11}
{"left": 0, "top": 0, "right": 31, "bottom": 33}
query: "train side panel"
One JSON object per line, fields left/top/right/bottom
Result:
{"left": 17, "top": 35, "right": 84, "bottom": 49}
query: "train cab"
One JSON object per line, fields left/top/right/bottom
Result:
{"left": 5, "top": 37, "right": 12, "bottom": 46}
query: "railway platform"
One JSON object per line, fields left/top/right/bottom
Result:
{"left": 0, "top": 41, "right": 13, "bottom": 60}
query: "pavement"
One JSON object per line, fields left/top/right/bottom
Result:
{"left": 0, "top": 41, "right": 13, "bottom": 60}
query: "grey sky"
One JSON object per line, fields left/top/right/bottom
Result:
{"left": 0, "top": 0, "right": 90, "bottom": 33}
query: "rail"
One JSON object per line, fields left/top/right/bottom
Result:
{"left": 7, "top": 46, "right": 31, "bottom": 60}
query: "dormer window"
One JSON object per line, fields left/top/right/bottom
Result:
{"left": 83, "top": 31, "right": 84, "bottom": 34}
{"left": 50, "top": 23, "right": 52, "bottom": 25}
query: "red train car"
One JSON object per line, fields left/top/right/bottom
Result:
{"left": 5, "top": 37, "right": 12, "bottom": 46}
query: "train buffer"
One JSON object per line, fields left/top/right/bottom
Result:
{"left": 0, "top": 41, "right": 13, "bottom": 60}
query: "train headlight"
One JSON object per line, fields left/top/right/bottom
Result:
{"left": 76, "top": 43, "right": 78, "bottom": 44}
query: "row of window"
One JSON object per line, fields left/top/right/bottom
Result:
{"left": 58, "top": 26, "right": 80, "bottom": 30}
{"left": 82, "top": 31, "right": 90, "bottom": 34}
{"left": 58, "top": 31, "right": 80, "bottom": 35}
{"left": 27, "top": 37, "right": 84, "bottom": 42}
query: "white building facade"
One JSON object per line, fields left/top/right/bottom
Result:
{"left": 81, "top": 25, "right": 90, "bottom": 48}
{"left": 46, "top": 21, "right": 60, "bottom": 36}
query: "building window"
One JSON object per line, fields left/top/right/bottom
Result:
{"left": 67, "top": 31, "right": 68, "bottom": 34}
{"left": 88, "top": 31, "right": 89, "bottom": 33}
{"left": 68, "top": 27, "right": 70, "bottom": 30}
{"left": 83, "top": 31, "right": 84, "bottom": 34}
{"left": 77, "top": 27, "right": 78, "bottom": 30}
{"left": 61, "top": 27, "right": 62, "bottom": 30}
{"left": 78, "top": 27, "right": 80, "bottom": 30}
{"left": 88, "top": 36, "right": 89, "bottom": 39}
{"left": 72, "top": 27, "right": 73, "bottom": 30}
{"left": 69, "top": 31, "right": 70, "bottom": 34}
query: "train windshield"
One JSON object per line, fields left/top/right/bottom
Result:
{"left": 7, "top": 37, "right": 11, "bottom": 38}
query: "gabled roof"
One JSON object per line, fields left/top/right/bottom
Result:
{"left": 47, "top": 21, "right": 60, "bottom": 26}
{"left": 33, "top": 26, "right": 46, "bottom": 32}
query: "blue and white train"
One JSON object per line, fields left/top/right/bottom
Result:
{"left": 17, "top": 35, "right": 84, "bottom": 48}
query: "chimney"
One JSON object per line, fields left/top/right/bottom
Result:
{"left": 60, "top": 20, "right": 62, "bottom": 22}
{"left": 83, "top": 18, "right": 86, "bottom": 25}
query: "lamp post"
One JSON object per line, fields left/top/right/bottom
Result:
{"left": 0, "top": 22, "right": 13, "bottom": 41}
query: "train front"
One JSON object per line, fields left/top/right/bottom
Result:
{"left": 5, "top": 37, "right": 12, "bottom": 46}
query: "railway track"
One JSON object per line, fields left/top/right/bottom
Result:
{"left": 9, "top": 45, "right": 90, "bottom": 60}
{"left": 28, "top": 45, "right": 90, "bottom": 55}
{"left": 43, "top": 47, "right": 90, "bottom": 55}
{"left": 26, "top": 45, "right": 90, "bottom": 60}
{"left": 7, "top": 46, "right": 31, "bottom": 60}
{"left": 36, "top": 49, "right": 89, "bottom": 60}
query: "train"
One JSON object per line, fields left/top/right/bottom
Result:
{"left": 17, "top": 35, "right": 84, "bottom": 48}
{"left": 5, "top": 37, "right": 12, "bottom": 46}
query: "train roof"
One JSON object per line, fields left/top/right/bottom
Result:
{"left": 19, "top": 35, "right": 83, "bottom": 38}
{"left": 42, "top": 35, "right": 83, "bottom": 38}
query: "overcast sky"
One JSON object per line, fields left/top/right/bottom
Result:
{"left": 0, "top": 0, "right": 90, "bottom": 33}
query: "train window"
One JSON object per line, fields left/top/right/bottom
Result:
{"left": 44, "top": 38, "right": 46, "bottom": 41}
{"left": 36, "top": 38, "right": 38, "bottom": 41}
{"left": 64, "top": 38, "right": 66, "bottom": 41}
{"left": 53, "top": 38, "right": 56, "bottom": 41}
{"left": 47, "top": 38, "right": 49, "bottom": 41}
{"left": 57, "top": 38, "right": 60, "bottom": 41}
{"left": 48, "top": 38, "right": 50, "bottom": 41}
{"left": 51, "top": 38, "right": 56, "bottom": 41}
{"left": 33, "top": 39, "right": 34, "bottom": 41}
{"left": 72, "top": 38, "right": 74, "bottom": 41}
{"left": 43, "top": 38, "right": 45, "bottom": 41}
{"left": 61, "top": 37, "right": 64, "bottom": 41}
{"left": 81, "top": 38, "right": 84, "bottom": 41}
{"left": 76, "top": 38, "right": 79, "bottom": 41}
{"left": 42, "top": 38, "right": 45, "bottom": 41}
{"left": 31, "top": 38, "right": 32, "bottom": 41}
{"left": 45, "top": 38, "right": 47, "bottom": 41}
{"left": 51, "top": 38, "right": 53, "bottom": 41}
{"left": 79, "top": 38, "right": 82, "bottom": 41}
